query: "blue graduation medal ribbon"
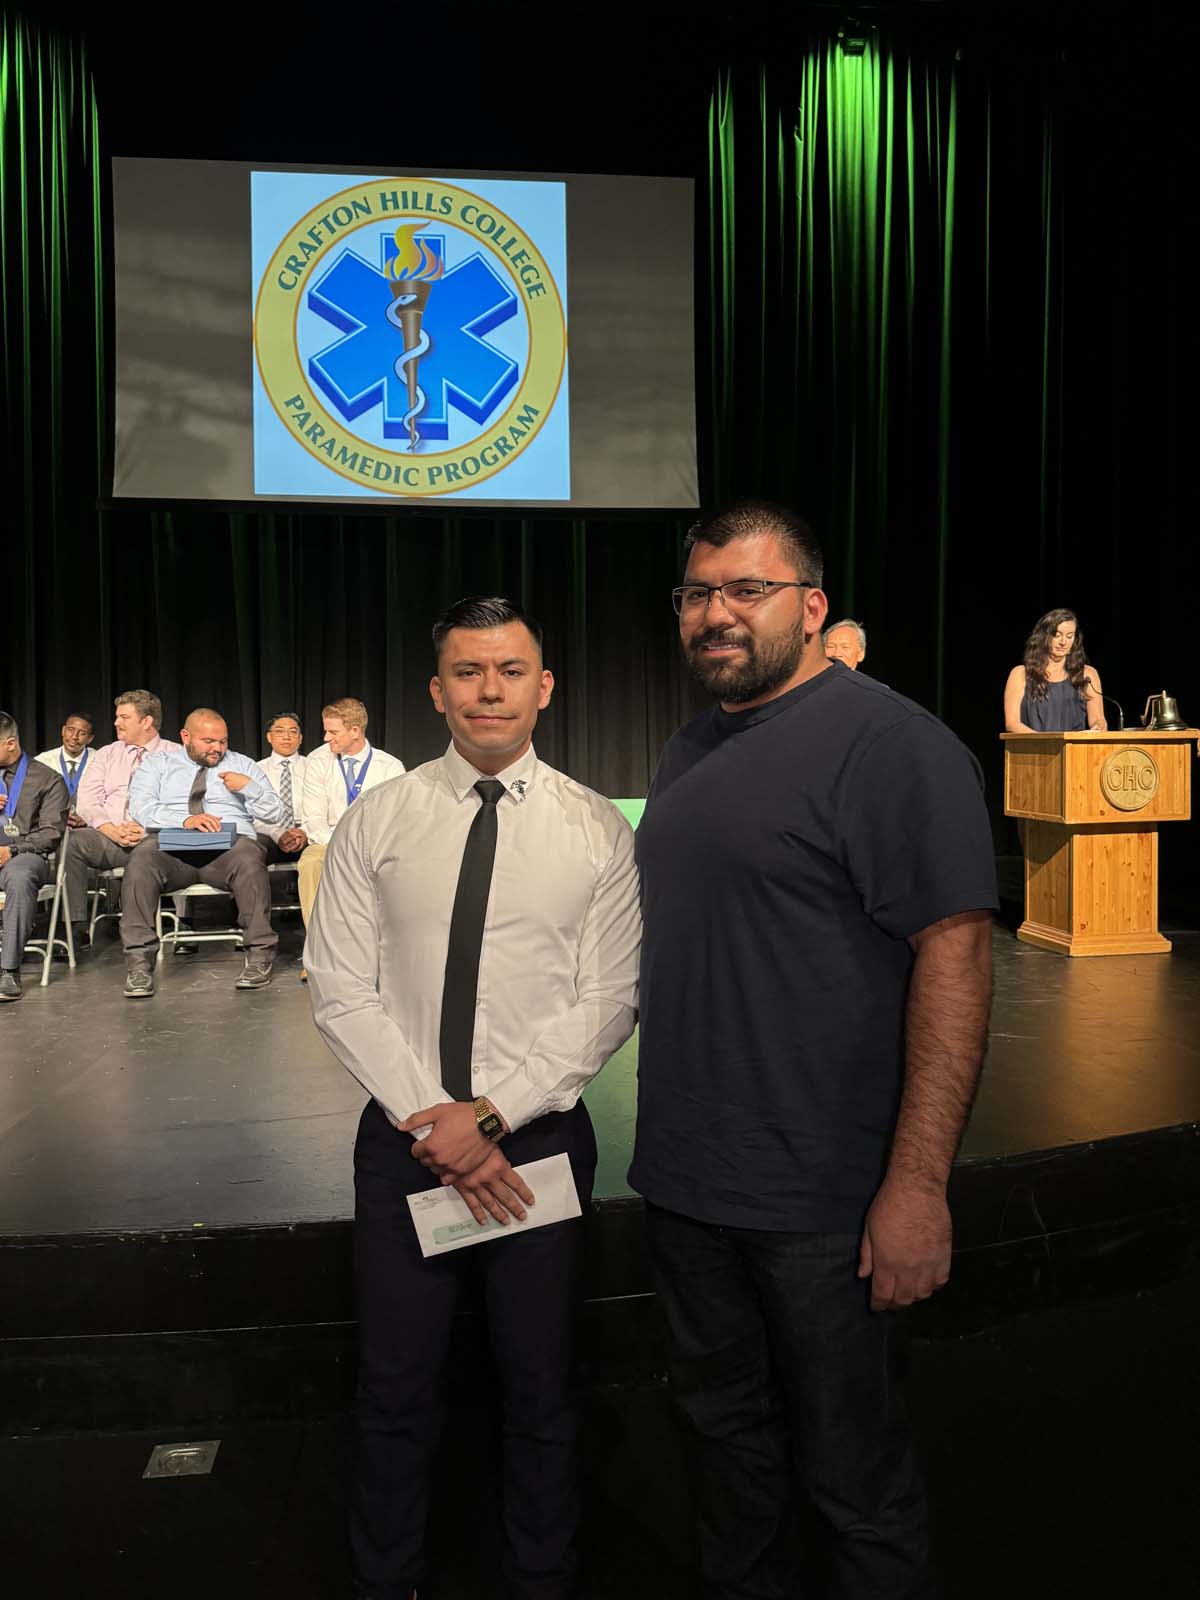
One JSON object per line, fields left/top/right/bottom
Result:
{"left": 1, "top": 751, "right": 30, "bottom": 837}
{"left": 341, "top": 747, "right": 372, "bottom": 804}
{"left": 59, "top": 747, "right": 89, "bottom": 798}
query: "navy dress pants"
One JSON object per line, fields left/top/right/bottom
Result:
{"left": 350, "top": 1097, "right": 597, "bottom": 1600}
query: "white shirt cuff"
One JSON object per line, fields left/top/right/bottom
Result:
{"left": 485, "top": 1071, "right": 551, "bottom": 1135}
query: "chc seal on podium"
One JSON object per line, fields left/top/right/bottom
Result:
{"left": 1099, "top": 746, "right": 1160, "bottom": 811}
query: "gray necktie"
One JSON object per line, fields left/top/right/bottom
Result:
{"left": 66, "top": 760, "right": 77, "bottom": 780}
{"left": 188, "top": 764, "right": 208, "bottom": 815}
{"left": 278, "top": 759, "right": 294, "bottom": 825}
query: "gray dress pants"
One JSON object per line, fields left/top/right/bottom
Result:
{"left": 0, "top": 852, "right": 52, "bottom": 971}
{"left": 119, "top": 835, "right": 277, "bottom": 955}
{"left": 63, "top": 827, "right": 133, "bottom": 920}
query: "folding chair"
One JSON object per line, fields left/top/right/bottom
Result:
{"left": 89, "top": 866, "right": 124, "bottom": 937}
{"left": 267, "top": 861, "right": 301, "bottom": 912}
{"left": 0, "top": 834, "right": 76, "bottom": 987}
{"left": 92, "top": 868, "right": 193, "bottom": 946}
{"left": 155, "top": 883, "right": 244, "bottom": 965}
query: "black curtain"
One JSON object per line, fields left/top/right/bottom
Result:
{"left": 67, "top": 509, "right": 702, "bottom": 798}
{"left": 5, "top": 2, "right": 1200, "bottom": 911}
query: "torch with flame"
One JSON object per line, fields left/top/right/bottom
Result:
{"left": 384, "top": 222, "right": 445, "bottom": 451}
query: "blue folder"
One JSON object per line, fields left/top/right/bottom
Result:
{"left": 158, "top": 826, "right": 237, "bottom": 852}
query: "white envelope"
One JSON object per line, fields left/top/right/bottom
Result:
{"left": 406, "top": 1152, "right": 581, "bottom": 1258}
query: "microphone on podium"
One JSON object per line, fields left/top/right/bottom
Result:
{"left": 1097, "top": 695, "right": 1125, "bottom": 730}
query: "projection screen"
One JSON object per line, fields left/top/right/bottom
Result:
{"left": 112, "top": 159, "right": 698, "bottom": 510}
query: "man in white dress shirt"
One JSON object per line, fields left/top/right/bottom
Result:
{"left": 296, "top": 696, "right": 404, "bottom": 933}
{"left": 36, "top": 713, "right": 96, "bottom": 945}
{"left": 35, "top": 712, "right": 96, "bottom": 794}
{"left": 255, "top": 711, "right": 310, "bottom": 864}
{"left": 307, "top": 598, "right": 641, "bottom": 1600}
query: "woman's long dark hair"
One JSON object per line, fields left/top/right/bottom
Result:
{"left": 1023, "top": 608, "right": 1089, "bottom": 703}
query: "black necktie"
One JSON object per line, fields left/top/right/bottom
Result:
{"left": 438, "top": 779, "right": 505, "bottom": 1101}
{"left": 67, "top": 760, "right": 77, "bottom": 780}
{"left": 188, "top": 764, "right": 208, "bottom": 815}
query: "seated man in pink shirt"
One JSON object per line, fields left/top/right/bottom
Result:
{"left": 67, "top": 690, "right": 182, "bottom": 941}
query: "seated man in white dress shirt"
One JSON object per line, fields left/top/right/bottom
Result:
{"left": 296, "top": 696, "right": 404, "bottom": 933}
{"left": 35, "top": 713, "right": 96, "bottom": 946}
{"left": 255, "top": 711, "right": 310, "bottom": 865}
{"left": 306, "top": 598, "right": 641, "bottom": 1600}
{"left": 121, "top": 708, "right": 284, "bottom": 999}
{"left": 35, "top": 712, "right": 96, "bottom": 795}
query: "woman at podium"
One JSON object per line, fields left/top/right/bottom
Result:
{"left": 1004, "top": 608, "right": 1107, "bottom": 732}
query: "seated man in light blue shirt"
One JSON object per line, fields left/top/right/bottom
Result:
{"left": 121, "top": 707, "right": 284, "bottom": 999}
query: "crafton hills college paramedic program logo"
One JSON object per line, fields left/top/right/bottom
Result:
{"left": 254, "top": 178, "right": 567, "bottom": 497}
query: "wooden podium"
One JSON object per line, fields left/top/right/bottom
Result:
{"left": 1002, "top": 730, "right": 1196, "bottom": 956}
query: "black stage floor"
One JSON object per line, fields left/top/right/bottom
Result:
{"left": 3, "top": 912, "right": 1200, "bottom": 1434}
{"left": 4, "top": 917, "right": 1200, "bottom": 1233}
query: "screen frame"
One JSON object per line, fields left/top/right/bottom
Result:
{"left": 109, "top": 157, "right": 701, "bottom": 516}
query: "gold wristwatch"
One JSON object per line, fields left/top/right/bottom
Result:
{"left": 473, "top": 1096, "right": 505, "bottom": 1143}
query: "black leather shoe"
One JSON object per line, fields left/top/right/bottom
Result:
{"left": 235, "top": 951, "right": 274, "bottom": 989}
{"left": 123, "top": 954, "right": 156, "bottom": 999}
{"left": 0, "top": 970, "right": 22, "bottom": 1002}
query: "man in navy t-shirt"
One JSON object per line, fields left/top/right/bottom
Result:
{"left": 631, "top": 499, "right": 997, "bottom": 1598}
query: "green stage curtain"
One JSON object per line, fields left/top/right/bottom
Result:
{"left": 707, "top": 43, "right": 991, "bottom": 719}
{"left": 1, "top": 10, "right": 105, "bottom": 737}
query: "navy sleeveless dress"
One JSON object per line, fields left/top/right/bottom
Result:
{"left": 1021, "top": 676, "right": 1088, "bottom": 732}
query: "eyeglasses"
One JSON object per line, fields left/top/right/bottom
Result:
{"left": 671, "top": 578, "right": 816, "bottom": 615}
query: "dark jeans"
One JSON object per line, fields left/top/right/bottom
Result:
{"left": 119, "top": 834, "right": 277, "bottom": 954}
{"left": 351, "top": 1097, "right": 597, "bottom": 1600}
{"left": 645, "top": 1203, "right": 935, "bottom": 1600}
{"left": 0, "top": 852, "right": 51, "bottom": 970}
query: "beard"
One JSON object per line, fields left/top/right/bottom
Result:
{"left": 685, "top": 617, "right": 808, "bottom": 703}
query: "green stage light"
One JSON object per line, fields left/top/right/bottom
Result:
{"left": 838, "top": 12, "right": 871, "bottom": 55}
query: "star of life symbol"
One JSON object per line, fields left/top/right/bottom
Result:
{"left": 306, "top": 227, "right": 520, "bottom": 451}
{"left": 253, "top": 176, "right": 567, "bottom": 497}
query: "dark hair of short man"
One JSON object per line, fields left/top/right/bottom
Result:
{"left": 65, "top": 712, "right": 94, "bottom": 731}
{"left": 0, "top": 711, "right": 18, "bottom": 745}
{"left": 114, "top": 689, "right": 163, "bottom": 729}
{"left": 431, "top": 596, "right": 544, "bottom": 665}
{"left": 266, "top": 711, "right": 302, "bottom": 732}
{"left": 683, "top": 499, "right": 824, "bottom": 588}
